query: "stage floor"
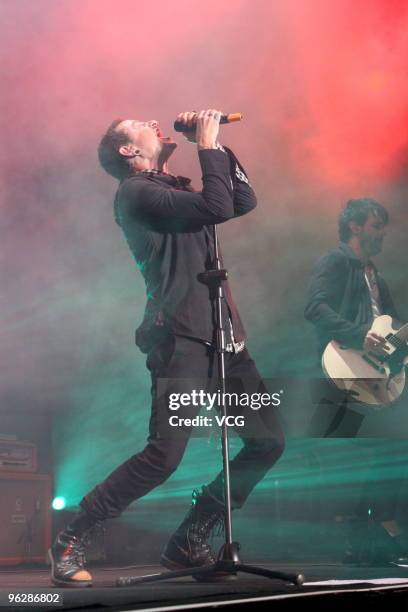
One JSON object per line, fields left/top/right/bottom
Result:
{"left": 2, "top": 562, "right": 408, "bottom": 611}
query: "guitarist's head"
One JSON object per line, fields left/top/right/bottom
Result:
{"left": 338, "top": 198, "right": 388, "bottom": 261}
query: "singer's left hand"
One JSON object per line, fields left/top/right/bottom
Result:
{"left": 176, "top": 111, "right": 198, "bottom": 143}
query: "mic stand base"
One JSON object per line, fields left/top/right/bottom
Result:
{"left": 117, "top": 554, "right": 304, "bottom": 587}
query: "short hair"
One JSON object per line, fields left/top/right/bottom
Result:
{"left": 98, "top": 119, "right": 131, "bottom": 180}
{"left": 338, "top": 198, "right": 389, "bottom": 242}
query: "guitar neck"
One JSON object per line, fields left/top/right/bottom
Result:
{"left": 394, "top": 322, "right": 408, "bottom": 343}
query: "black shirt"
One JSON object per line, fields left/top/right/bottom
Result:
{"left": 114, "top": 147, "right": 257, "bottom": 353}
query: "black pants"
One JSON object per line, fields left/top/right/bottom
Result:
{"left": 307, "top": 378, "right": 365, "bottom": 438}
{"left": 81, "top": 336, "right": 285, "bottom": 521}
{"left": 307, "top": 378, "right": 404, "bottom": 521}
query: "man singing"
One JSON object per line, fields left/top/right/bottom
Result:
{"left": 49, "top": 109, "right": 285, "bottom": 586}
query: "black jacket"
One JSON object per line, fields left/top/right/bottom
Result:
{"left": 304, "top": 242, "right": 399, "bottom": 359}
{"left": 114, "top": 147, "right": 257, "bottom": 353}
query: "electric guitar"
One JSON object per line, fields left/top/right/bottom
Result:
{"left": 322, "top": 315, "right": 408, "bottom": 407}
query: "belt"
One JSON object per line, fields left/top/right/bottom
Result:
{"left": 178, "top": 331, "right": 245, "bottom": 354}
{"left": 225, "top": 340, "right": 245, "bottom": 353}
{"left": 201, "top": 338, "right": 245, "bottom": 353}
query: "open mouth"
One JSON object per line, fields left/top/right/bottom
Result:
{"left": 151, "top": 124, "right": 174, "bottom": 143}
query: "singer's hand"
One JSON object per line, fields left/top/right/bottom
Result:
{"left": 176, "top": 109, "right": 221, "bottom": 148}
{"left": 176, "top": 111, "right": 198, "bottom": 143}
{"left": 196, "top": 109, "right": 221, "bottom": 150}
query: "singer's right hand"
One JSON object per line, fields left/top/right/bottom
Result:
{"left": 176, "top": 109, "right": 221, "bottom": 149}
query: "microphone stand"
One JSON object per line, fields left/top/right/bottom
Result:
{"left": 117, "top": 225, "right": 304, "bottom": 587}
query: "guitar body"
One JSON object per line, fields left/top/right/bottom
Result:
{"left": 322, "top": 315, "right": 407, "bottom": 408}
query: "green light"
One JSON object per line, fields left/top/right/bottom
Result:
{"left": 52, "top": 496, "right": 66, "bottom": 511}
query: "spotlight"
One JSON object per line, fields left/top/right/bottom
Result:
{"left": 52, "top": 496, "right": 66, "bottom": 511}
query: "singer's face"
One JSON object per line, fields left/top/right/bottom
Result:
{"left": 117, "top": 119, "right": 176, "bottom": 158}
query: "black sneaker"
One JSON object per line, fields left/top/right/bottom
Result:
{"left": 343, "top": 521, "right": 408, "bottom": 567}
{"left": 161, "top": 488, "right": 225, "bottom": 570}
{"left": 49, "top": 530, "right": 92, "bottom": 588}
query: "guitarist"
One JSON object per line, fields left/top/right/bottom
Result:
{"left": 304, "top": 197, "right": 406, "bottom": 565}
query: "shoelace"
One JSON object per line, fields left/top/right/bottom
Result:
{"left": 188, "top": 502, "right": 225, "bottom": 545}
{"left": 61, "top": 540, "right": 86, "bottom": 569}
{"left": 211, "top": 514, "right": 226, "bottom": 538}
{"left": 61, "top": 527, "right": 97, "bottom": 568}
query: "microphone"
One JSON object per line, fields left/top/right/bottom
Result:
{"left": 174, "top": 113, "right": 243, "bottom": 133}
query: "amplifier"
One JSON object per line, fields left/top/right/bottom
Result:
{"left": 0, "top": 472, "right": 52, "bottom": 564}
{"left": 0, "top": 439, "right": 37, "bottom": 472}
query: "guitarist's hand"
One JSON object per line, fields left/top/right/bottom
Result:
{"left": 363, "top": 331, "right": 389, "bottom": 355}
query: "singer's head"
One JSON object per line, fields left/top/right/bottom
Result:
{"left": 98, "top": 118, "right": 177, "bottom": 179}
